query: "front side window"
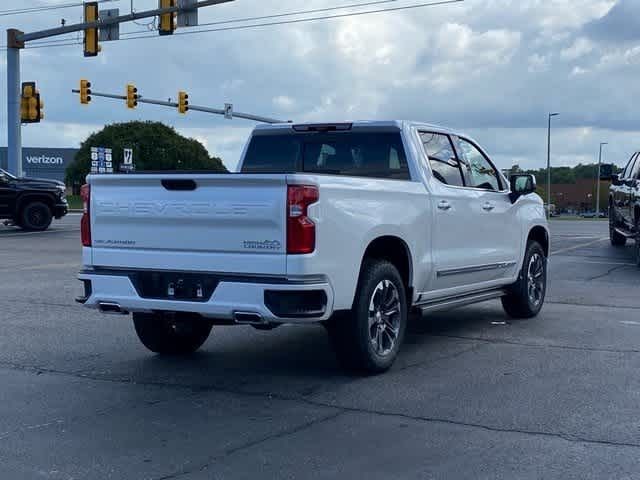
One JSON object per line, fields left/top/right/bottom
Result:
{"left": 457, "top": 138, "right": 502, "bottom": 191}
{"left": 630, "top": 154, "right": 640, "bottom": 180}
{"left": 242, "top": 131, "right": 409, "bottom": 180}
{"left": 622, "top": 154, "right": 638, "bottom": 179}
{"left": 420, "top": 132, "right": 465, "bottom": 187}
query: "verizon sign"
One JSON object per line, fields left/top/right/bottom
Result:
{"left": 25, "top": 155, "right": 64, "bottom": 165}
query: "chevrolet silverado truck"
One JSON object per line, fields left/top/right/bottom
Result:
{"left": 77, "top": 121, "right": 549, "bottom": 373}
{"left": 0, "top": 168, "right": 68, "bottom": 231}
{"left": 609, "top": 151, "right": 640, "bottom": 265}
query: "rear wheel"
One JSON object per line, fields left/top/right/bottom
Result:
{"left": 502, "top": 241, "right": 547, "bottom": 319}
{"left": 610, "top": 205, "right": 627, "bottom": 246}
{"left": 133, "top": 312, "right": 212, "bottom": 355}
{"left": 20, "top": 201, "right": 52, "bottom": 231}
{"left": 326, "top": 260, "right": 407, "bottom": 374}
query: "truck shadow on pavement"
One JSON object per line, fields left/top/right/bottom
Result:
{"left": 114, "top": 304, "right": 510, "bottom": 396}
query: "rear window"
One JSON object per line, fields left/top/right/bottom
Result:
{"left": 242, "top": 131, "right": 410, "bottom": 180}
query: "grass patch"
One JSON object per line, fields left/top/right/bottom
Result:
{"left": 67, "top": 195, "right": 82, "bottom": 210}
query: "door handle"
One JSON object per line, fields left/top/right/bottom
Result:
{"left": 437, "top": 200, "right": 452, "bottom": 211}
{"left": 482, "top": 202, "right": 495, "bottom": 212}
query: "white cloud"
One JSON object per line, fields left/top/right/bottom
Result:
{"left": 272, "top": 95, "right": 296, "bottom": 112}
{"left": 528, "top": 53, "right": 549, "bottom": 73}
{"left": 561, "top": 37, "right": 595, "bottom": 60}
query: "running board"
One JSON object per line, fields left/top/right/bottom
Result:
{"left": 414, "top": 288, "right": 507, "bottom": 314}
{"left": 614, "top": 227, "right": 635, "bottom": 239}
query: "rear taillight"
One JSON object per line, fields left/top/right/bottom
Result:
{"left": 80, "top": 184, "right": 91, "bottom": 247}
{"left": 287, "top": 185, "right": 319, "bottom": 254}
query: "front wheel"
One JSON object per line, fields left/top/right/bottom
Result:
{"left": 326, "top": 260, "right": 407, "bottom": 374}
{"left": 20, "top": 201, "right": 53, "bottom": 231}
{"left": 502, "top": 241, "right": 547, "bottom": 319}
{"left": 133, "top": 312, "right": 212, "bottom": 355}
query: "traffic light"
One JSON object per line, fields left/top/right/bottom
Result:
{"left": 178, "top": 91, "right": 189, "bottom": 114}
{"left": 20, "top": 82, "right": 43, "bottom": 123}
{"left": 80, "top": 79, "right": 92, "bottom": 105}
{"left": 126, "top": 84, "right": 138, "bottom": 109}
{"left": 158, "top": 0, "right": 177, "bottom": 36}
{"left": 83, "top": 2, "right": 100, "bottom": 57}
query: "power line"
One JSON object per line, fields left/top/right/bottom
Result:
{"left": 3, "top": 0, "right": 463, "bottom": 51}
{"left": 27, "top": 0, "right": 399, "bottom": 46}
{"left": 0, "top": 0, "right": 118, "bottom": 17}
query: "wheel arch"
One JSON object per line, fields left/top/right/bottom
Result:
{"left": 16, "top": 192, "right": 55, "bottom": 214}
{"left": 528, "top": 225, "right": 549, "bottom": 257}
{"left": 359, "top": 235, "right": 413, "bottom": 302}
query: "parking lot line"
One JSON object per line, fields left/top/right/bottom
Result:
{"left": 0, "top": 229, "right": 80, "bottom": 237}
{"left": 552, "top": 237, "right": 610, "bottom": 256}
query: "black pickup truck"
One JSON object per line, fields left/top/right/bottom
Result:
{"left": 0, "top": 168, "right": 68, "bottom": 231}
{"left": 609, "top": 152, "right": 640, "bottom": 266}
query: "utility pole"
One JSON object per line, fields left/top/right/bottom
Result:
{"left": 7, "top": 29, "right": 23, "bottom": 176}
{"left": 5, "top": 0, "right": 234, "bottom": 176}
{"left": 546, "top": 112, "right": 559, "bottom": 219}
{"left": 596, "top": 142, "right": 607, "bottom": 216}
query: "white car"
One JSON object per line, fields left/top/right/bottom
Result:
{"left": 77, "top": 121, "right": 549, "bottom": 373}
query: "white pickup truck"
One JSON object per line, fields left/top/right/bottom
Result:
{"left": 77, "top": 121, "right": 549, "bottom": 373}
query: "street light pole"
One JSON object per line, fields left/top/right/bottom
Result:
{"left": 546, "top": 113, "right": 559, "bottom": 219}
{"left": 596, "top": 142, "right": 608, "bottom": 217}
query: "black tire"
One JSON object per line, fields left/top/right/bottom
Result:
{"left": 20, "top": 201, "right": 53, "bottom": 231}
{"left": 326, "top": 260, "right": 408, "bottom": 374}
{"left": 610, "top": 205, "right": 627, "bottom": 247}
{"left": 501, "top": 241, "right": 547, "bottom": 319}
{"left": 133, "top": 312, "right": 212, "bottom": 355}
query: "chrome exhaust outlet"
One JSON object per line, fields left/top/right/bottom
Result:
{"left": 98, "top": 302, "right": 128, "bottom": 315}
{"left": 233, "top": 311, "right": 266, "bottom": 325}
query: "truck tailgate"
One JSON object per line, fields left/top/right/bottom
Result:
{"left": 88, "top": 174, "right": 287, "bottom": 275}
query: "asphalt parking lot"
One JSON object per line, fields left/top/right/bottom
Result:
{"left": 1, "top": 216, "right": 639, "bottom": 479}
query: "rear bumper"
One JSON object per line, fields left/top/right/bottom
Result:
{"left": 77, "top": 269, "right": 334, "bottom": 324}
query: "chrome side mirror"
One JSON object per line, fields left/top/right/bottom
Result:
{"left": 509, "top": 174, "right": 536, "bottom": 203}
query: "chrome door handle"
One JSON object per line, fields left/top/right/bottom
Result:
{"left": 482, "top": 203, "right": 495, "bottom": 212}
{"left": 438, "top": 201, "right": 452, "bottom": 211}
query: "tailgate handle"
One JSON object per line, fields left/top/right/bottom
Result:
{"left": 161, "top": 179, "right": 197, "bottom": 191}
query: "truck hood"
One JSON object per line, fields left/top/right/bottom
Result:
{"left": 14, "top": 177, "right": 65, "bottom": 188}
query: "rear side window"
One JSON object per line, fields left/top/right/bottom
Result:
{"left": 420, "top": 132, "right": 465, "bottom": 187}
{"left": 242, "top": 131, "right": 410, "bottom": 180}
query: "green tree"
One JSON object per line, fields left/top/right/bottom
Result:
{"left": 66, "top": 121, "right": 227, "bottom": 185}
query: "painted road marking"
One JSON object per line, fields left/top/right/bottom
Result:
{"left": 552, "top": 237, "right": 609, "bottom": 256}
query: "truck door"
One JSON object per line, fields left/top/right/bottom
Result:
{"left": 0, "top": 171, "right": 14, "bottom": 218}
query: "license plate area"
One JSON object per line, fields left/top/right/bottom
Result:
{"left": 129, "top": 271, "right": 219, "bottom": 302}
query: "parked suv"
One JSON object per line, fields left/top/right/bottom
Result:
{"left": 609, "top": 152, "right": 640, "bottom": 265}
{"left": 0, "top": 168, "right": 68, "bottom": 231}
{"left": 77, "top": 121, "right": 549, "bottom": 373}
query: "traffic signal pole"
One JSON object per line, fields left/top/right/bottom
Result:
{"left": 71, "top": 88, "right": 286, "bottom": 124}
{"left": 7, "top": 30, "right": 22, "bottom": 176}
{"left": 5, "top": 0, "right": 235, "bottom": 176}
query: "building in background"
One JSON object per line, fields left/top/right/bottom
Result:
{"left": 0, "top": 147, "right": 78, "bottom": 183}
{"left": 551, "top": 178, "right": 611, "bottom": 214}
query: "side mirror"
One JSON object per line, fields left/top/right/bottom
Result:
{"left": 611, "top": 173, "right": 620, "bottom": 186}
{"left": 509, "top": 174, "right": 536, "bottom": 203}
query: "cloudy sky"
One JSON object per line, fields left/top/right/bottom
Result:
{"left": 1, "top": 0, "right": 638, "bottom": 171}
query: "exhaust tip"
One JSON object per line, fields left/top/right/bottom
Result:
{"left": 98, "top": 302, "right": 128, "bottom": 315}
{"left": 233, "top": 311, "right": 265, "bottom": 325}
